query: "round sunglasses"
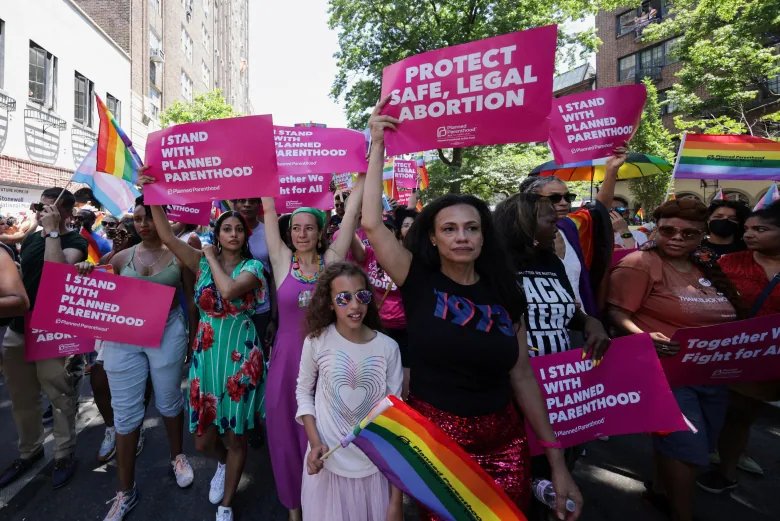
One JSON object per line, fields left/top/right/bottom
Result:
{"left": 657, "top": 225, "right": 704, "bottom": 241}
{"left": 334, "top": 289, "right": 373, "bottom": 307}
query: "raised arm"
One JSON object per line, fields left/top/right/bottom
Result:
{"left": 204, "top": 250, "right": 261, "bottom": 301}
{"left": 361, "top": 98, "right": 412, "bottom": 286}
{"left": 595, "top": 147, "right": 627, "bottom": 207}
{"left": 137, "top": 174, "right": 202, "bottom": 273}
{"left": 260, "top": 196, "right": 292, "bottom": 277}
{"left": 325, "top": 175, "right": 364, "bottom": 263}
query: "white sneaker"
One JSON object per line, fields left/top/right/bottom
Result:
{"left": 209, "top": 462, "right": 226, "bottom": 505}
{"left": 216, "top": 506, "right": 233, "bottom": 521}
{"left": 103, "top": 485, "right": 139, "bottom": 521}
{"left": 98, "top": 427, "right": 117, "bottom": 462}
{"left": 171, "top": 454, "right": 194, "bottom": 488}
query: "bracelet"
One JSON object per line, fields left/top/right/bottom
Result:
{"left": 538, "top": 439, "right": 563, "bottom": 449}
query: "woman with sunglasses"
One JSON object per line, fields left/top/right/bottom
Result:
{"left": 260, "top": 177, "right": 363, "bottom": 521}
{"left": 363, "top": 98, "right": 582, "bottom": 520}
{"left": 697, "top": 200, "right": 780, "bottom": 494}
{"left": 607, "top": 199, "right": 744, "bottom": 521}
{"left": 296, "top": 262, "right": 403, "bottom": 521}
{"left": 519, "top": 150, "right": 625, "bottom": 317}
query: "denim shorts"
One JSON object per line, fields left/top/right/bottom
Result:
{"left": 103, "top": 309, "right": 188, "bottom": 434}
{"left": 653, "top": 385, "right": 729, "bottom": 466}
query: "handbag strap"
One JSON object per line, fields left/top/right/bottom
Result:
{"left": 749, "top": 272, "right": 780, "bottom": 318}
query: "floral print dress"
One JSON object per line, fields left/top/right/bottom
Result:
{"left": 188, "top": 256, "right": 266, "bottom": 436}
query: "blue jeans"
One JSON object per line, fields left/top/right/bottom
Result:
{"left": 103, "top": 310, "right": 187, "bottom": 434}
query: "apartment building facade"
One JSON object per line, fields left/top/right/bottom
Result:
{"left": 75, "top": 0, "right": 250, "bottom": 156}
{"left": 0, "top": 0, "right": 131, "bottom": 213}
{"left": 596, "top": 1, "right": 774, "bottom": 208}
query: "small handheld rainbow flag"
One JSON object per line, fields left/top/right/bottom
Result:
{"left": 416, "top": 152, "right": 429, "bottom": 191}
{"left": 673, "top": 133, "right": 780, "bottom": 181}
{"left": 332, "top": 395, "right": 527, "bottom": 521}
{"left": 80, "top": 228, "right": 101, "bottom": 264}
{"left": 635, "top": 207, "right": 645, "bottom": 222}
{"left": 753, "top": 183, "right": 779, "bottom": 211}
{"left": 96, "top": 95, "right": 142, "bottom": 184}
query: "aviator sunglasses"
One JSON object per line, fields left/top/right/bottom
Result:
{"left": 544, "top": 193, "right": 577, "bottom": 204}
{"left": 657, "top": 225, "right": 704, "bottom": 241}
{"left": 334, "top": 289, "right": 373, "bottom": 307}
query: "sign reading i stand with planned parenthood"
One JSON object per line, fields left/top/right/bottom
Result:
{"left": 143, "top": 115, "right": 278, "bottom": 205}
{"left": 548, "top": 84, "right": 647, "bottom": 164}
{"left": 274, "top": 126, "right": 368, "bottom": 175}
{"left": 380, "top": 26, "right": 557, "bottom": 155}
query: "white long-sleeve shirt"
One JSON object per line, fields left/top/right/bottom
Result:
{"left": 296, "top": 324, "right": 403, "bottom": 478}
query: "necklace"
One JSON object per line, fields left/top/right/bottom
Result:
{"left": 135, "top": 245, "right": 166, "bottom": 276}
{"left": 291, "top": 253, "right": 323, "bottom": 283}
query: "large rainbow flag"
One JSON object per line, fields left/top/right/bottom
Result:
{"left": 340, "top": 395, "right": 526, "bottom": 521}
{"left": 673, "top": 134, "right": 780, "bottom": 180}
{"left": 72, "top": 145, "right": 140, "bottom": 217}
{"left": 96, "top": 95, "right": 142, "bottom": 184}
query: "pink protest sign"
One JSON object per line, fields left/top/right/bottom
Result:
{"left": 30, "top": 262, "right": 175, "bottom": 347}
{"left": 24, "top": 314, "right": 95, "bottom": 362}
{"left": 548, "top": 85, "right": 647, "bottom": 164}
{"left": 143, "top": 115, "right": 278, "bottom": 205}
{"left": 166, "top": 201, "right": 211, "bottom": 226}
{"left": 527, "top": 334, "right": 688, "bottom": 454}
{"left": 275, "top": 173, "right": 333, "bottom": 212}
{"left": 380, "top": 26, "right": 556, "bottom": 155}
{"left": 274, "top": 126, "right": 368, "bottom": 175}
{"left": 664, "top": 314, "right": 780, "bottom": 387}
{"left": 393, "top": 159, "right": 417, "bottom": 205}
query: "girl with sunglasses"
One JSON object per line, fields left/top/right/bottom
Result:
{"left": 607, "top": 199, "right": 744, "bottom": 521}
{"left": 260, "top": 176, "right": 364, "bottom": 521}
{"left": 295, "top": 262, "right": 403, "bottom": 521}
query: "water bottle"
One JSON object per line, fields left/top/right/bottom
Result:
{"left": 532, "top": 479, "right": 576, "bottom": 513}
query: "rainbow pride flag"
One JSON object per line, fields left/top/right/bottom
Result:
{"left": 673, "top": 134, "right": 780, "bottom": 180}
{"left": 80, "top": 228, "right": 101, "bottom": 264}
{"left": 635, "top": 207, "right": 645, "bottom": 222}
{"left": 341, "top": 395, "right": 526, "bottom": 521}
{"left": 96, "top": 95, "right": 142, "bottom": 184}
{"left": 72, "top": 145, "right": 140, "bottom": 217}
{"left": 416, "top": 152, "right": 429, "bottom": 190}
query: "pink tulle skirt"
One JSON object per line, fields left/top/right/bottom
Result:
{"left": 301, "top": 465, "right": 392, "bottom": 521}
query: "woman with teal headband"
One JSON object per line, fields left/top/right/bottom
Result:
{"left": 260, "top": 177, "right": 364, "bottom": 521}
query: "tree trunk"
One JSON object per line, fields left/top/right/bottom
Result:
{"left": 437, "top": 147, "right": 465, "bottom": 194}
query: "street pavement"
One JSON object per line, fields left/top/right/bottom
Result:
{"left": 1, "top": 372, "right": 778, "bottom": 521}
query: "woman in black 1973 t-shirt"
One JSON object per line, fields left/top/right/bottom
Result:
{"left": 361, "top": 97, "right": 583, "bottom": 521}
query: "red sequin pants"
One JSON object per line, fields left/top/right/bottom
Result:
{"left": 407, "top": 396, "right": 531, "bottom": 520}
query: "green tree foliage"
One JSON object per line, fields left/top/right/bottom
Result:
{"left": 159, "top": 89, "right": 237, "bottom": 127}
{"left": 628, "top": 79, "right": 675, "bottom": 211}
{"left": 641, "top": 0, "right": 780, "bottom": 137}
{"left": 327, "top": 0, "right": 624, "bottom": 193}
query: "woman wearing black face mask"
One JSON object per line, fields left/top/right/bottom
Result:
{"left": 702, "top": 200, "right": 749, "bottom": 258}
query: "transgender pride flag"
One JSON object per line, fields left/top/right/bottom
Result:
{"left": 72, "top": 145, "right": 140, "bottom": 217}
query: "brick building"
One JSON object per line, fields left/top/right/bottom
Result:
{"left": 0, "top": 0, "right": 131, "bottom": 213}
{"left": 74, "top": 0, "right": 250, "bottom": 157}
{"left": 596, "top": 1, "right": 775, "bottom": 209}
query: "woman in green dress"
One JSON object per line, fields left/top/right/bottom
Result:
{"left": 141, "top": 174, "right": 265, "bottom": 521}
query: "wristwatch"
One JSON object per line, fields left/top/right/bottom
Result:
{"left": 620, "top": 232, "right": 633, "bottom": 239}
{"left": 45, "top": 231, "right": 60, "bottom": 239}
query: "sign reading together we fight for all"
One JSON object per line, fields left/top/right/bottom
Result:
{"left": 143, "top": 115, "right": 278, "bottom": 205}
{"left": 548, "top": 84, "right": 646, "bottom": 164}
{"left": 380, "top": 25, "right": 557, "bottom": 155}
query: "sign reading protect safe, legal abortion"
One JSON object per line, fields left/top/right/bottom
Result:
{"left": 664, "top": 314, "right": 780, "bottom": 387}
{"left": 380, "top": 26, "right": 556, "bottom": 155}
{"left": 274, "top": 126, "right": 368, "bottom": 175}
{"left": 548, "top": 85, "right": 646, "bottom": 164}
{"left": 393, "top": 159, "right": 417, "bottom": 205}
{"left": 143, "top": 115, "right": 278, "bottom": 205}
{"left": 526, "top": 334, "right": 688, "bottom": 455}
{"left": 30, "top": 262, "right": 174, "bottom": 347}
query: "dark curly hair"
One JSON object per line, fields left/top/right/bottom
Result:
{"left": 394, "top": 207, "right": 417, "bottom": 239}
{"left": 493, "top": 192, "right": 557, "bottom": 269}
{"left": 750, "top": 200, "right": 780, "bottom": 227}
{"left": 653, "top": 199, "right": 747, "bottom": 318}
{"left": 214, "top": 211, "right": 252, "bottom": 259}
{"left": 403, "top": 194, "right": 526, "bottom": 323}
{"left": 305, "top": 262, "right": 383, "bottom": 339}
